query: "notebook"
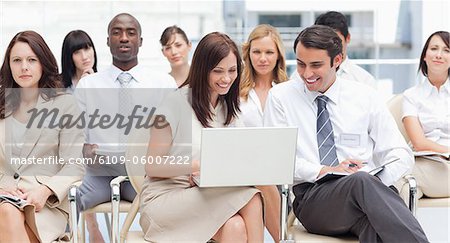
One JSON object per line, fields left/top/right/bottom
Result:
{"left": 0, "top": 194, "right": 29, "bottom": 210}
{"left": 314, "top": 158, "right": 400, "bottom": 184}
{"left": 413, "top": 151, "right": 450, "bottom": 164}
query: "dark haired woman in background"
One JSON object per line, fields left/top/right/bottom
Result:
{"left": 61, "top": 30, "right": 97, "bottom": 93}
{"left": 160, "top": 25, "right": 191, "bottom": 87}
{"left": 61, "top": 29, "right": 102, "bottom": 242}
{"left": 401, "top": 30, "right": 450, "bottom": 199}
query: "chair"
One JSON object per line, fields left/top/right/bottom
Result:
{"left": 286, "top": 211, "right": 358, "bottom": 242}
{"left": 281, "top": 95, "right": 421, "bottom": 242}
{"left": 68, "top": 175, "right": 133, "bottom": 243}
{"left": 386, "top": 94, "right": 410, "bottom": 142}
{"left": 116, "top": 128, "right": 150, "bottom": 243}
{"left": 283, "top": 182, "right": 418, "bottom": 243}
{"left": 282, "top": 184, "right": 359, "bottom": 243}
{"left": 387, "top": 94, "right": 450, "bottom": 213}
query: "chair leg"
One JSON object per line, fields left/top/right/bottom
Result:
{"left": 405, "top": 175, "right": 418, "bottom": 217}
{"left": 280, "top": 184, "right": 294, "bottom": 243}
{"left": 110, "top": 176, "right": 128, "bottom": 243}
{"left": 68, "top": 185, "right": 78, "bottom": 243}
{"left": 80, "top": 213, "right": 86, "bottom": 243}
{"left": 104, "top": 213, "right": 111, "bottom": 241}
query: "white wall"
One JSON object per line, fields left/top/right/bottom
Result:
{"left": 0, "top": 0, "right": 224, "bottom": 72}
{"left": 422, "top": 0, "right": 450, "bottom": 42}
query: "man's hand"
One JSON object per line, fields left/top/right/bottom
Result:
{"left": 83, "top": 143, "right": 98, "bottom": 159}
{"left": 318, "top": 159, "right": 365, "bottom": 177}
{"left": 19, "top": 185, "right": 53, "bottom": 212}
{"left": 83, "top": 143, "right": 100, "bottom": 167}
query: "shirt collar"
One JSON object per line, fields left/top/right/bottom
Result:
{"left": 441, "top": 77, "right": 450, "bottom": 94}
{"left": 303, "top": 76, "right": 340, "bottom": 106}
{"left": 110, "top": 64, "right": 142, "bottom": 84}
{"left": 422, "top": 77, "right": 450, "bottom": 96}
{"left": 337, "top": 56, "right": 350, "bottom": 75}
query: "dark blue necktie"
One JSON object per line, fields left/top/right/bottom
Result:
{"left": 316, "top": 95, "right": 338, "bottom": 166}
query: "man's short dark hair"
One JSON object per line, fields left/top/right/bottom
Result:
{"left": 107, "top": 13, "right": 142, "bottom": 36}
{"left": 293, "top": 25, "right": 342, "bottom": 67}
{"left": 315, "top": 11, "right": 349, "bottom": 38}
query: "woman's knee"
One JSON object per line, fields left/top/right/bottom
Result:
{"left": 0, "top": 203, "right": 24, "bottom": 227}
{"left": 222, "top": 215, "right": 247, "bottom": 241}
{"left": 256, "top": 185, "right": 280, "bottom": 199}
{"left": 246, "top": 193, "right": 263, "bottom": 213}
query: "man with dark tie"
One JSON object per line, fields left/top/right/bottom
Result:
{"left": 264, "top": 25, "right": 428, "bottom": 242}
{"left": 75, "top": 13, "right": 176, "bottom": 242}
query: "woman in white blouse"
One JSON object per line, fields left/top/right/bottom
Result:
{"left": 239, "top": 24, "right": 288, "bottom": 242}
{"left": 402, "top": 30, "right": 450, "bottom": 198}
{"left": 160, "top": 25, "right": 192, "bottom": 87}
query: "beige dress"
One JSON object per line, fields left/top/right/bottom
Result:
{"left": 139, "top": 88, "right": 260, "bottom": 242}
{"left": 0, "top": 94, "right": 84, "bottom": 242}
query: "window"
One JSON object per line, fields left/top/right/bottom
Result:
{"left": 258, "top": 14, "right": 301, "bottom": 27}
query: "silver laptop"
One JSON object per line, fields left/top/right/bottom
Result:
{"left": 193, "top": 127, "right": 298, "bottom": 187}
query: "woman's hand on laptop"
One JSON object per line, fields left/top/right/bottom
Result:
{"left": 191, "top": 159, "right": 200, "bottom": 172}
{"left": 189, "top": 171, "right": 200, "bottom": 187}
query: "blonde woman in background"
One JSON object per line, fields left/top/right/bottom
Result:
{"left": 240, "top": 24, "right": 288, "bottom": 242}
{"left": 160, "top": 25, "right": 192, "bottom": 87}
{"left": 402, "top": 30, "right": 450, "bottom": 199}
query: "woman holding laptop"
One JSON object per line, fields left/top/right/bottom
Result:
{"left": 139, "top": 32, "right": 264, "bottom": 242}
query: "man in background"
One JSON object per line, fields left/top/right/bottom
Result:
{"left": 292, "top": 11, "right": 377, "bottom": 89}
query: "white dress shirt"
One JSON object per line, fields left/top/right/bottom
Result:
{"left": 264, "top": 77, "right": 413, "bottom": 186}
{"left": 291, "top": 57, "right": 377, "bottom": 89}
{"left": 402, "top": 78, "right": 450, "bottom": 147}
{"left": 239, "top": 84, "right": 275, "bottom": 127}
{"left": 240, "top": 89, "right": 263, "bottom": 127}
{"left": 154, "top": 88, "right": 241, "bottom": 163}
{"left": 11, "top": 118, "right": 26, "bottom": 158}
{"left": 75, "top": 65, "right": 177, "bottom": 153}
{"left": 66, "top": 85, "right": 75, "bottom": 94}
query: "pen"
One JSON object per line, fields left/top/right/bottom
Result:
{"left": 348, "top": 162, "right": 368, "bottom": 168}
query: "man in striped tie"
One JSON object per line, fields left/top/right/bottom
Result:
{"left": 264, "top": 25, "right": 428, "bottom": 242}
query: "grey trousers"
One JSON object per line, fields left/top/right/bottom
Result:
{"left": 76, "top": 161, "right": 136, "bottom": 212}
{"left": 293, "top": 172, "right": 429, "bottom": 243}
{"left": 76, "top": 174, "right": 136, "bottom": 215}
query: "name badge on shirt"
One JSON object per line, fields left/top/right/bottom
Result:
{"left": 340, "top": 133, "right": 360, "bottom": 147}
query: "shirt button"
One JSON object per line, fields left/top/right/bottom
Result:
{"left": 13, "top": 173, "right": 19, "bottom": 179}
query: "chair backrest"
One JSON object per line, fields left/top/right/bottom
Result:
{"left": 387, "top": 94, "right": 410, "bottom": 143}
{"left": 125, "top": 128, "right": 150, "bottom": 194}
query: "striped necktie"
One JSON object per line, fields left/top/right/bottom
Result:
{"left": 117, "top": 72, "right": 133, "bottom": 145}
{"left": 117, "top": 72, "right": 132, "bottom": 88}
{"left": 316, "top": 95, "right": 338, "bottom": 166}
